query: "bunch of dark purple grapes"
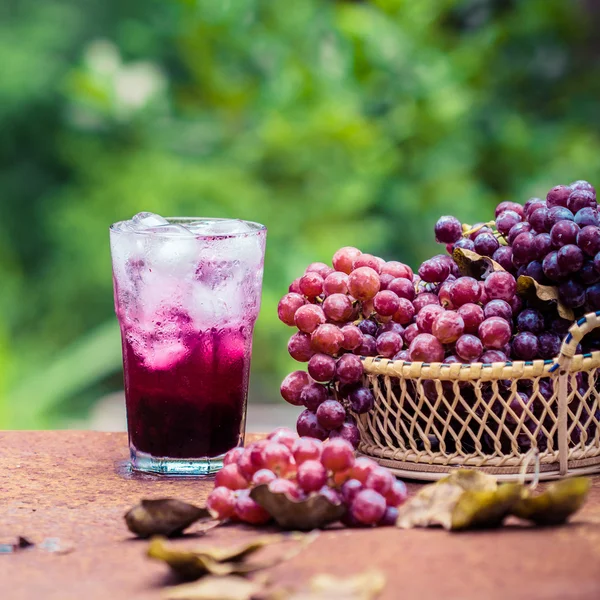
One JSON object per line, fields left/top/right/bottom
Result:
{"left": 278, "top": 249, "right": 415, "bottom": 446}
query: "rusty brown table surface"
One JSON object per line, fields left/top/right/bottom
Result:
{"left": 2, "top": 431, "right": 600, "bottom": 600}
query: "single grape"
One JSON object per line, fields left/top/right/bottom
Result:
{"left": 373, "top": 290, "right": 401, "bottom": 317}
{"left": 215, "top": 464, "right": 248, "bottom": 490}
{"left": 387, "top": 277, "right": 415, "bottom": 301}
{"left": 323, "top": 271, "right": 349, "bottom": 296}
{"left": 538, "top": 332, "right": 561, "bottom": 359}
{"left": 294, "top": 304, "right": 326, "bottom": 333}
{"left": 512, "top": 331, "right": 539, "bottom": 360}
{"left": 484, "top": 271, "right": 516, "bottom": 302}
{"left": 577, "top": 225, "right": 600, "bottom": 256}
{"left": 587, "top": 283, "right": 600, "bottom": 310}
{"left": 557, "top": 244, "right": 584, "bottom": 273}
{"left": 379, "top": 273, "right": 394, "bottom": 290}
{"left": 484, "top": 299, "right": 512, "bottom": 321}
{"left": 416, "top": 304, "right": 445, "bottom": 334}
{"left": 437, "top": 277, "right": 455, "bottom": 308}
{"left": 412, "top": 292, "right": 441, "bottom": 313}
{"left": 278, "top": 293, "right": 306, "bottom": 326}
{"left": 311, "top": 324, "right": 344, "bottom": 355}
{"left": 280, "top": 370, "right": 310, "bottom": 406}
{"left": 449, "top": 276, "right": 480, "bottom": 307}
{"left": 512, "top": 232, "right": 536, "bottom": 265}
{"left": 478, "top": 317, "right": 512, "bottom": 349}
{"left": 297, "top": 459, "right": 328, "bottom": 493}
{"left": 263, "top": 442, "right": 293, "bottom": 475}
{"left": 400, "top": 325, "right": 418, "bottom": 347}
{"left": 365, "top": 467, "right": 395, "bottom": 495}
{"left": 524, "top": 197, "right": 546, "bottom": 217}
{"left": 382, "top": 261, "right": 413, "bottom": 280}
{"left": 329, "top": 421, "right": 361, "bottom": 449}
{"left": 506, "top": 391, "right": 531, "bottom": 424}
{"left": 323, "top": 293, "right": 353, "bottom": 322}
{"left": 357, "top": 319, "right": 377, "bottom": 336}
{"left": 268, "top": 428, "right": 298, "bottom": 447}
{"left": 354, "top": 334, "right": 377, "bottom": 357}
{"left": 530, "top": 207, "right": 550, "bottom": 232}
{"left": 379, "top": 506, "right": 399, "bottom": 526}
{"left": 336, "top": 353, "right": 364, "bottom": 384}
{"left": 300, "top": 382, "right": 328, "bottom": 411}
{"left": 337, "top": 324, "right": 362, "bottom": 351}
{"left": 378, "top": 322, "right": 406, "bottom": 337}
{"left": 252, "top": 469, "right": 277, "bottom": 486}
{"left": 351, "top": 489, "right": 387, "bottom": 525}
{"left": 496, "top": 201, "right": 525, "bottom": 217}
{"left": 455, "top": 334, "right": 483, "bottom": 362}
{"left": 580, "top": 261, "right": 600, "bottom": 285}
{"left": 376, "top": 331, "right": 404, "bottom": 358}
{"left": 341, "top": 479, "right": 363, "bottom": 504}
{"left": 516, "top": 309, "right": 544, "bottom": 334}
{"left": 288, "top": 332, "right": 314, "bottom": 362}
{"left": 249, "top": 439, "right": 269, "bottom": 469}
{"left": 568, "top": 189, "right": 596, "bottom": 213}
{"left": 348, "top": 266, "right": 381, "bottom": 301}
{"left": 308, "top": 353, "right": 337, "bottom": 382}
{"left": 207, "top": 486, "right": 236, "bottom": 519}
{"left": 546, "top": 206, "right": 575, "bottom": 229}
{"left": 292, "top": 437, "right": 322, "bottom": 464}
{"left": 523, "top": 260, "right": 547, "bottom": 283}
{"left": 496, "top": 210, "right": 522, "bottom": 235}
{"left": 550, "top": 220, "right": 580, "bottom": 247}
{"left": 306, "top": 262, "right": 334, "bottom": 279}
{"left": 223, "top": 446, "right": 245, "bottom": 467}
{"left": 350, "top": 457, "right": 378, "bottom": 484}
{"left": 558, "top": 279, "right": 586, "bottom": 308}
{"left": 268, "top": 478, "right": 304, "bottom": 500}
{"left": 575, "top": 207, "right": 599, "bottom": 228}
{"left": 316, "top": 399, "right": 346, "bottom": 430}
{"left": 570, "top": 179, "right": 596, "bottom": 193}
{"left": 456, "top": 303, "right": 484, "bottom": 335}
{"left": 542, "top": 251, "right": 567, "bottom": 282}
{"left": 492, "top": 247, "right": 514, "bottom": 274}
{"left": 435, "top": 215, "right": 462, "bottom": 243}
{"left": 385, "top": 480, "right": 408, "bottom": 507}
{"left": 332, "top": 247, "right": 362, "bottom": 274}
{"left": 288, "top": 278, "right": 302, "bottom": 294}
{"left": 480, "top": 350, "right": 508, "bottom": 363}
{"left": 443, "top": 355, "right": 461, "bottom": 364}
{"left": 418, "top": 258, "right": 450, "bottom": 283}
{"left": 432, "top": 311, "right": 465, "bottom": 344}
{"left": 409, "top": 333, "right": 445, "bottom": 362}
{"left": 532, "top": 233, "right": 552, "bottom": 260}
{"left": 547, "top": 185, "right": 571, "bottom": 208}
{"left": 299, "top": 272, "right": 324, "bottom": 298}
{"left": 321, "top": 438, "right": 355, "bottom": 472}
{"left": 296, "top": 409, "right": 329, "bottom": 441}
{"left": 348, "top": 386, "right": 375, "bottom": 414}
{"left": 453, "top": 238, "right": 476, "bottom": 252}
{"left": 474, "top": 232, "right": 500, "bottom": 256}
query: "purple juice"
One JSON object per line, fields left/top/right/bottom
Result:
{"left": 110, "top": 213, "right": 266, "bottom": 475}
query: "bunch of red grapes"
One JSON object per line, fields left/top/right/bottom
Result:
{"left": 278, "top": 179, "right": 600, "bottom": 452}
{"left": 207, "top": 429, "right": 407, "bottom": 527}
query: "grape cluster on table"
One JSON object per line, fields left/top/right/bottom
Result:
{"left": 206, "top": 429, "right": 407, "bottom": 527}
{"left": 277, "top": 179, "right": 600, "bottom": 453}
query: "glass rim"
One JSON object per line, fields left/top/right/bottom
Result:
{"left": 110, "top": 216, "right": 267, "bottom": 239}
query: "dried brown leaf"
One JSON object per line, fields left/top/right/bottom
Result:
{"left": 283, "top": 570, "right": 386, "bottom": 600}
{"left": 452, "top": 247, "right": 505, "bottom": 279}
{"left": 516, "top": 275, "right": 575, "bottom": 322}
{"left": 162, "top": 575, "right": 264, "bottom": 600}
{"left": 437, "top": 469, "right": 498, "bottom": 492}
{"left": 397, "top": 473, "right": 522, "bottom": 531}
{"left": 250, "top": 485, "right": 346, "bottom": 530}
{"left": 125, "top": 499, "right": 211, "bottom": 538}
{"left": 512, "top": 477, "right": 591, "bottom": 526}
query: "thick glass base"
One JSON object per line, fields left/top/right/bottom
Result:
{"left": 130, "top": 447, "right": 224, "bottom": 476}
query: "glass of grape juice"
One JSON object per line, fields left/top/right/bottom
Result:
{"left": 110, "top": 213, "right": 266, "bottom": 475}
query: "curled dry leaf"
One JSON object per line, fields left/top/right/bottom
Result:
{"left": 284, "top": 570, "right": 386, "bottom": 600}
{"left": 250, "top": 484, "right": 346, "bottom": 530}
{"left": 397, "top": 469, "right": 523, "bottom": 531}
{"left": 125, "top": 499, "right": 211, "bottom": 538}
{"left": 512, "top": 477, "right": 591, "bottom": 526}
{"left": 148, "top": 533, "right": 315, "bottom": 580}
{"left": 452, "top": 248, "right": 505, "bottom": 280}
{"left": 161, "top": 575, "right": 264, "bottom": 600}
{"left": 516, "top": 275, "right": 575, "bottom": 322}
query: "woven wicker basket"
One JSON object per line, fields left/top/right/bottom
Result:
{"left": 354, "top": 311, "right": 600, "bottom": 482}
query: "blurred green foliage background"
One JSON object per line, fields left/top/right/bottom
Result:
{"left": 2, "top": 0, "right": 600, "bottom": 428}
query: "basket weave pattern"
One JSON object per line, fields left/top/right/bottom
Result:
{"left": 353, "top": 312, "right": 600, "bottom": 480}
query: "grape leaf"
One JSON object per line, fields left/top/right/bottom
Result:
{"left": 452, "top": 248, "right": 505, "bottom": 279}
{"left": 250, "top": 484, "right": 346, "bottom": 530}
{"left": 396, "top": 475, "right": 523, "bottom": 531}
{"left": 512, "top": 477, "right": 591, "bottom": 525}
{"left": 516, "top": 275, "right": 575, "bottom": 322}
{"left": 161, "top": 575, "right": 264, "bottom": 600}
{"left": 125, "top": 499, "right": 212, "bottom": 538}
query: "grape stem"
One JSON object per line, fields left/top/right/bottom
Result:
{"left": 462, "top": 220, "right": 496, "bottom": 237}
